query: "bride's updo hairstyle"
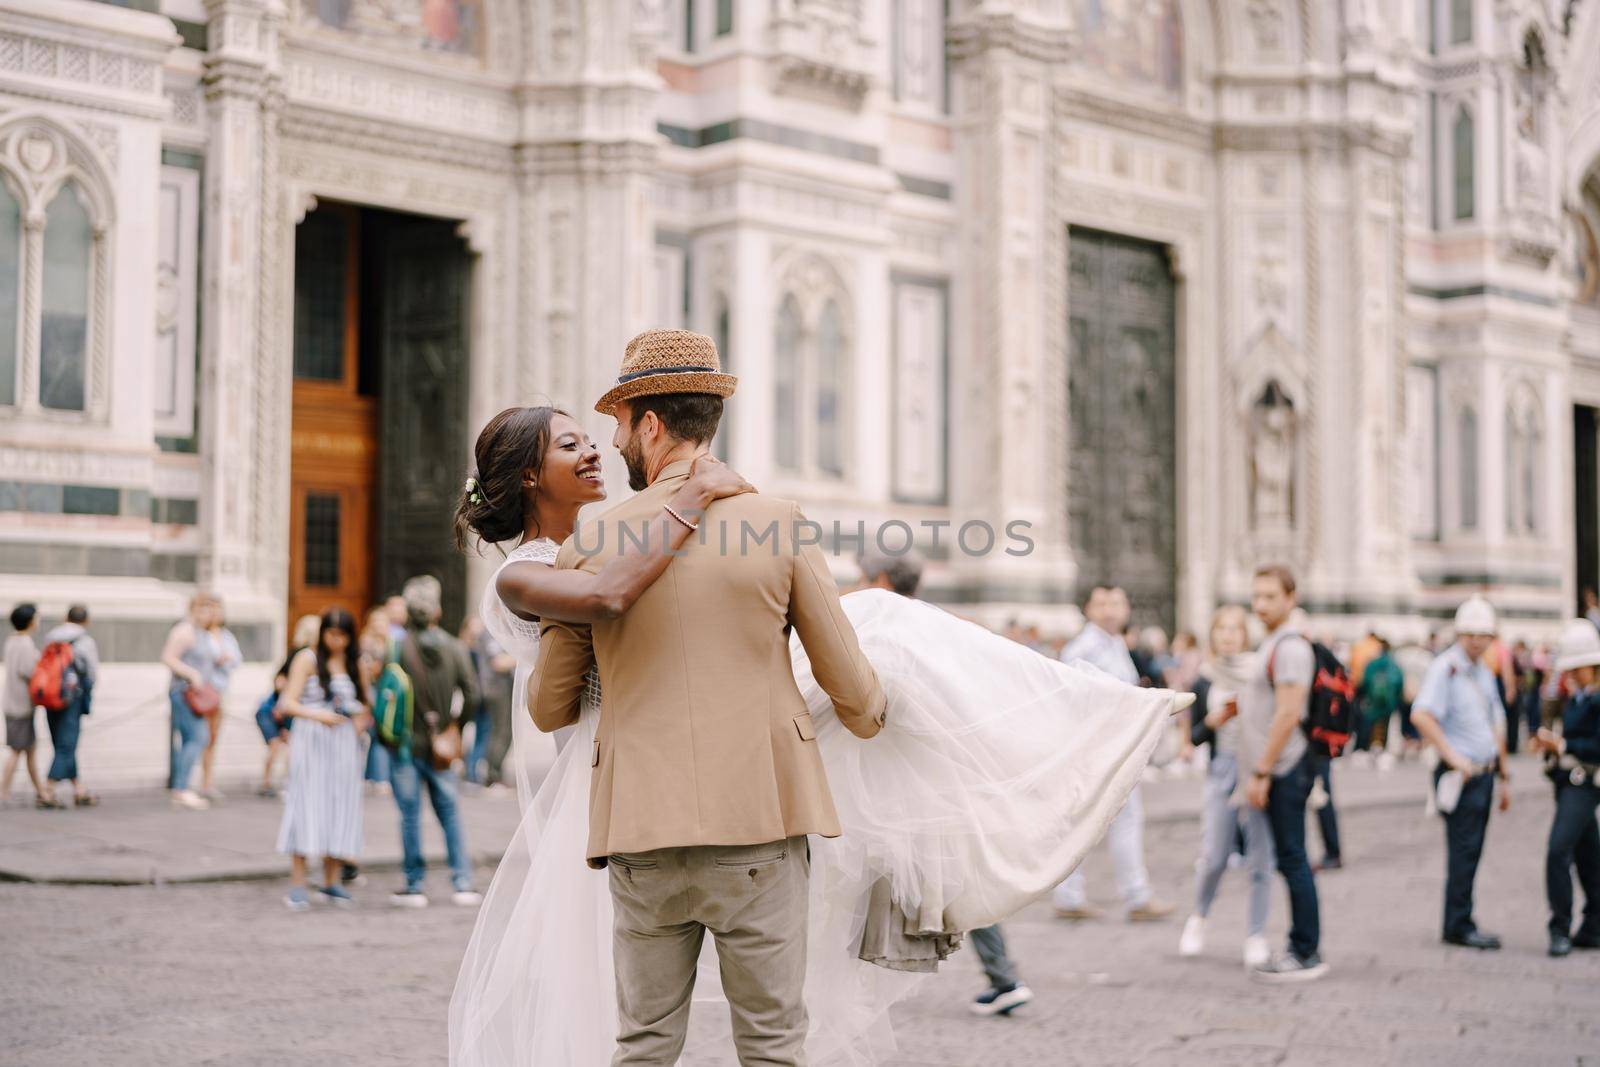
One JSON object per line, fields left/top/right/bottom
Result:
{"left": 453, "top": 405, "right": 568, "bottom": 551}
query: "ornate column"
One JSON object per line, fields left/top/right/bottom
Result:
{"left": 515, "top": 0, "right": 660, "bottom": 488}
{"left": 1313, "top": 6, "right": 1416, "bottom": 608}
{"left": 947, "top": 5, "right": 1073, "bottom": 601}
{"left": 198, "top": 0, "right": 282, "bottom": 605}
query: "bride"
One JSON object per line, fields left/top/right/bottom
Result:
{"left": 448, "top": 405, "right": 1184, "bottom": 1066}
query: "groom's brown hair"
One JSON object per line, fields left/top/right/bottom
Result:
{"left": 629, "top": 393, "right": 723, "bottom": 444}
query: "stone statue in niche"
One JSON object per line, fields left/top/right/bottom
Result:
{"left": 1249, "top": 380, "right": 1296, "bottom": 532}
{"left": 1572, "top": 209, "right": 1600, "bottom": 309}
{"left": 1514, "top": 35, "right": 1550, "bottom": 209}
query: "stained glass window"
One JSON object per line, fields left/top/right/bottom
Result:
{"left": 1449, "top": 0, "right": 1472, "bottom": 45}
{"left": 1524, "top": 416, "right": 1539, "bottom": 533}
{"left": 1453, "top": 108, "right": 1475, "bottom": 221}
{"left": 775, "top": 295, "right": 801, "bottom": 471}
{"left": 713, "top": 298, "right": 731, "bottom": 461}
{"left": 0, "top": 180, "right": 17, "bottom": 407}
{"left": 816, "top": 299, "right": 845, "bottom": 476}
{"left": 40, "top": 182, "right": 90, "bottom": 412}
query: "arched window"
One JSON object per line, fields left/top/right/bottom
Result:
{"left": 1459, "top": 405, "right": 1478, "bottom": 529}
{"left": 774, "top": 294, "right": 802, "bottom": 471}
{"left": 1524, "top": 413, "right": 1541, "bottom": 533}
{"left": 816, "top": 299, "right": 845, "bottom": 476}
{"left": 40, "top": 181, "right": 91, "bottom": 412}
{"left": 712, "top": 296, "right": 732, "bottom": 461}
{"left": 0, "top": 120, "right": 114, "bottom": 420}
{"left": 0, "top": 179, "right": 18, "bottom": 408}
{"left": 771, "top": 269, "right": 852, "bottom": 481}
{"left": 1453, "top": 107, "right": 1475, "bottom": 221}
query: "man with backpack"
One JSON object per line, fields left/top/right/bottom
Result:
{"left": 1242, "top": 565, "right": 1332, "bottom": 982}
{"left": 38, "top": 605, "right": 98, "bottom": 807}
{"left": 1410, "top": 596, "right": 1510, "bottom": 951}
{"left": 385, "top": 575, "right": 482, "bottom": 908}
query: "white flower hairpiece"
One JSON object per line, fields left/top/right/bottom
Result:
{"left": 464, "top": 476, "right": 484, "bottom": 506}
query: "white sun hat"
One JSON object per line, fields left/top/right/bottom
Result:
{"left": 1556, "top": 618, "right": 1600, "bottom": 673}
{"left": 1453, "top": 596, "right": 1497, "bottom": 637}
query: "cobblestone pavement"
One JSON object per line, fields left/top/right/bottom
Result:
{"left": 3, "top": 780, "right": 1596, "bottom": 1066}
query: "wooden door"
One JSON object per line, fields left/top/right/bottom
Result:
{"left": 375, "top": 217, "right": 471, "bottom": 631}
{"left": 1067, "top": 227, "right": 1178, "bottom": 630}
{"left": 288, "top": 204, "right": 377, "bottom": 629}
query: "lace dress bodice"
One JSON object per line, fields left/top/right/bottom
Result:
{"left": 479, "top": 537, "right": 601, "bottom": 710}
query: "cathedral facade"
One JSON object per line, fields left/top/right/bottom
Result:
{"left": 0, "top": 0, "right": 1596, "bottom": 660}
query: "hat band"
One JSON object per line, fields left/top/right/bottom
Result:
{"left": 615, "top": 364, "right": 718, "bottom": 385}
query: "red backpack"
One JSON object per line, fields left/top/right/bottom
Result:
{"left": 1268, "top": 635, "right": 1357, "bottom": 759}
{"left": 29, "top": 640, "right": 83, "bottom": 712}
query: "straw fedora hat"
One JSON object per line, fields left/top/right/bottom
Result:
{"left": 594, "top": 328, "right": 738, "bottom": 416}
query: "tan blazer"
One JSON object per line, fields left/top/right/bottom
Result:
{"left": 530, "top": 459, "right": 886, "bottom": 867}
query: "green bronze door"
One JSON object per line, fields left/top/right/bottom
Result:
{"left": 1067, "top": 227, "right": 1178, "bottom": 631}
{"left": 376, "top": 214, "right": 471, "bottom": 631}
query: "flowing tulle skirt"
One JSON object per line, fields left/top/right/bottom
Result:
{"left": 449, "top": 589, "right": 1172, "bottom": 1065}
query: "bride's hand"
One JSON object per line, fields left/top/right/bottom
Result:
{"left": 689, "top": 455, "right": 755, "bottom": 501}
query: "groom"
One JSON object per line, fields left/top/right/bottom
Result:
{"left": 530, "top": 328, "right": 887, "bottom": 1065}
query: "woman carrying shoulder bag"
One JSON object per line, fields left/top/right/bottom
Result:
{"left": 160, "top": 594, "right": 223, "bottom": 811}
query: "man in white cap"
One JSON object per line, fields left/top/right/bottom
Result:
{"left": 1533, "top": 619, "right": 1600, "bottom": 957}
{"left": 1409, "top": 595, "right": 1510, "bottom": 950}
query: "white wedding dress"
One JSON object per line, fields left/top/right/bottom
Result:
{"left": 449, "top": 538, "right": 1173, "bottom": 1065}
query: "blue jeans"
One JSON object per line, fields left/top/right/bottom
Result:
{"left": 1316, "top": 758, "right": 1341, "bottom": 863}
{"left": 465, "top": 703, "right": 491, "bottom": 784}
{"left": 1266, "top": 751, "right": 1321, "bottom": 960}
{"left": 970, "top": 924, "right": 1019, "bottom": 990}
{"left": 364, "top": 725, "right": 391, "bottom": 783}
{"left": 46, "top": 694, "right": 84, "bottom": 781}
{"left": 169, "top": 689, "right": 210, "bottom": 792}
{"left": 1193, "top": 753, "right": 1275, "bottom": 936}
{"left": 390, "top": 751, "right": 472, "bottom": 891}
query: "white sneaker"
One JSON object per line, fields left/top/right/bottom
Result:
{"left": 1178, "top": 915, "right": 1206, "bottom": 957}
{"left": 452, "top": 889, "right": 483, "bottom": 907}
{"left": 170, "top": 790, "right": 211, "bottom": 811}
{"left": 1376, "top": 751, "right": 1397, "bottom": 772}
{"left": 1243, "top": 934, "right": 1271, "bottom": 968}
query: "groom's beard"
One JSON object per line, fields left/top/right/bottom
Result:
{"left": 621, "top": 435, "right": 649, "bottom": 492}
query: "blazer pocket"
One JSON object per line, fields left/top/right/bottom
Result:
{"left": 591, "top": 739, "right": 601, "bottom": 767}
{"left": 793, "top": 713, "right": 817, "bottom": 742}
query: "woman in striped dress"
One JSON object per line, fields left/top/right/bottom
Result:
{"left": 276, "top": 608, "right": 368, "bottom": 911}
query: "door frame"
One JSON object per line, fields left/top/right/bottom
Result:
{"left": 271, "top": 171, "right": 501, "bottom": 653}
{"left": 1053, "top": 191, "right": 1207, "bottom": 635}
